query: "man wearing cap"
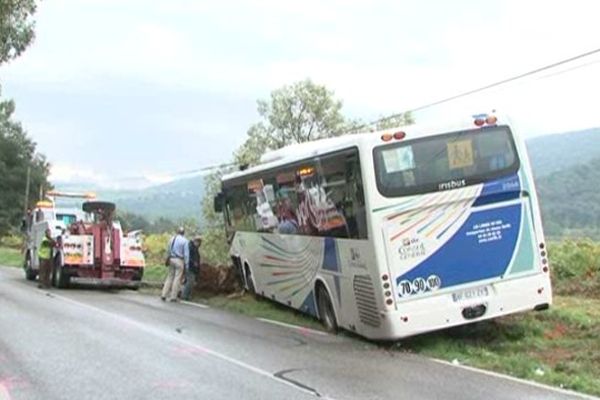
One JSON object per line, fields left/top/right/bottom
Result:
{"left": 161, "top": 227, "right": 189, "bottom": 302}
{"left": 182, "top": 236, "right": 202, "bottom": 301}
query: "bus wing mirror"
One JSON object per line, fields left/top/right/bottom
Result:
{"left": 214, "top": 192, "right": 224, "bottom": 213}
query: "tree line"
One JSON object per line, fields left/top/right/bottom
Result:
{"left": 0, "top": 1, "right": 52, "bottom": 237}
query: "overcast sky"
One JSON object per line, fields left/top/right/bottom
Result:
{"left": 2, "top": 0, "right": 600, "bottom": 188}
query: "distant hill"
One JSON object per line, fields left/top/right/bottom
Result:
{"left": 526, "top": 128, "right": 600, "bottom": 178}
{"left": 53, "top": 174, "right": 206, "bottom": 223}
{"left": 108, "top": 175, "right": 205, "bottom": 221}
{"left": 535, "top": 157, "right": 600, "bottom": 238}
{"left": 526, "top": 128, "right": 600, "bottom": 239}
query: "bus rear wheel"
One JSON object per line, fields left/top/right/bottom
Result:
{"left": 317, "top": 285, "right": 338, "bottom": 332}
{"left": 244, "top": 264, "right": 256, "bottom": 294}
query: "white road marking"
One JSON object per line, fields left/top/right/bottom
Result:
{"left": 180, "top": 300, "right": 210, "bottom": 309}
{"left": 256, "top": 318, "right": 329, "bottom": 336}
{"left": 430, "top": 358, "right": 598, "bottom": 400}
{"left": 48, "top": 292, "right": 332, "bottom": 399}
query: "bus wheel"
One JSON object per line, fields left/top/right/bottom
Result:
{"left": 244, "top": 264, "right": 256, "bottom": 294}
{"left": 317, "top": 285, "right": 338, "bottom": 332}
{"left": 24, "top": 253, "right": 36, "bottom": 281}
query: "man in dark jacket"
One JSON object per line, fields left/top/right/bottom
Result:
{"left": 182, "top": 236, "right": 201, "bottom": 300}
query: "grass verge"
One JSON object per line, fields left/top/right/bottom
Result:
{"left": 398, "top": 296, "right": 600, "bottom": 396}
{"left": 143, "top": 263, "right": 167, "bottom": 283}
{"left": 0, "top": 247, "right": 22, "bottom": 268}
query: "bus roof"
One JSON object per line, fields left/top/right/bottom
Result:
{"left": 222, "top": 132, "right": 374, "bottom": 182}
{"left": 222, "top": 113, "right": 508, "bottom": 182}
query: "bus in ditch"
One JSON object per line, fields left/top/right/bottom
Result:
{"left": 214, "top": 113, "right": 552, "bottom": 340}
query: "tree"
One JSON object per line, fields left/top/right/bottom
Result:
{"left": 233, "top": 123, "right": 271, "bottom": 166}
{"left": 117, "top": 211, "right": 151, "bottom": 233}
{"left": 234, "top": 79, "right": 347, "bottom": 165}
{"left": 0, "top": 0, "right": 37, "bottom": 65}
{"left": 343, "top": 112, "right": 415, "bottom": 134}
{"left": 374, "top": 112, "right": 414, "bottom": 130}
{"left": 0, "top": 0, "right": 43, "bottom": 236}
{"left": 200, "top": 166, "right": 233, "bottom": 265}
{"left": 0, "top": 95, "right": 51, "bottom": 235}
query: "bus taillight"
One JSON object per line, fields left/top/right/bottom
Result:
{"left": 393, "top": 131, "right": 406, "bottom": 140}
{"left": 486, "top": 115, "right": 498, "bottom": 125}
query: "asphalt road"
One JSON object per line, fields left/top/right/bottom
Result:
{"left": 0, "top": 266, "right": 595, "bottom": 400}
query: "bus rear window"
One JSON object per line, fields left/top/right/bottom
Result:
{"left": 373, "top": 126, "right": 519, "bottom": 197}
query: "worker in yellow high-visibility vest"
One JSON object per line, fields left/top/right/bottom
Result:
{"left": 38, "top": 228, "right": 56, "bottom": 289}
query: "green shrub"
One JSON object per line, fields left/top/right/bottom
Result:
{"left": 0, "top": 234, "right": 23, "bottom": 249}
{"left": 549, "top": 239, "right": 600, "bottom": 297}
{"left": 143, "top": 233, "right": 171, "bottom": 266}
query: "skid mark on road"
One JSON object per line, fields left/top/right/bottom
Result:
{"left": 274, "top": 369, "right": 323, "bottom": 398}
{"left": 49, "top": 292, "right": 335, "bottom": 399}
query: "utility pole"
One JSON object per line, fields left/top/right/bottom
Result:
{"left": 23, "top": 166, "right": 31, "bottom": 213}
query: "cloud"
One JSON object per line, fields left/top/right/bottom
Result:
{"left": 3, "top": 0, "right": 600, "bottom": 179}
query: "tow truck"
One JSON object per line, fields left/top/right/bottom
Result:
{"left": 23, "top": 191, "right": 145, "bottom": 288}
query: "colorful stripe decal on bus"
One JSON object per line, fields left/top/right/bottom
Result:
{"left": 392, "top": 174, "right": 523, "bottom": 293}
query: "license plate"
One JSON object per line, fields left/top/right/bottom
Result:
{"left": 452, "top": 286, "right": 490, "bottom": 303}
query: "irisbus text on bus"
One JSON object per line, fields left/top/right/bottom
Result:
{"left": 214, "top": 114, "right": 552, "bottom": 340}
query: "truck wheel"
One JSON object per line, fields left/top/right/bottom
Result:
{"left": 317, "top": 285, "right": 338, "bottom": 332}
{"left": 55, "top": 263, "right": 70, "bottom": 289}
{"left": 24, "top": 253, "right": 36, "bottom": 281}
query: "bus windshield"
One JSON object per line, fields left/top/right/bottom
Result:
{"left": 373, "top": 126, "right": 519, "bottom": 197}
{"left": 56, "top": 213, "right": 77, "bottom": 225}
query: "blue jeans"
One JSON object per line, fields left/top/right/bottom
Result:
{"left": 182, "top": 269, "right": 197, "bottom": 300}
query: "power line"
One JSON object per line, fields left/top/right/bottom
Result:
{"left": 112, "top": 162, "right": 238, "bottom": 182}
{"left": 372, "top": 46, "right": 600, "bottom": 127}
{"left": 96, "top": 46, "right": 600, "bottom": 183}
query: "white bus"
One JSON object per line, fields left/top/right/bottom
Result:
{"left": 215, "top": 113, "right": 552, "bottom": 340}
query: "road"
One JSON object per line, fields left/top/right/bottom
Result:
{"left": 0, "top": 266, "right": 595, "bottom": 400}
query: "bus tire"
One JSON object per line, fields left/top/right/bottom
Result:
{"left": 317, "top": 284, "right": 338, "bottom": 332}
{"left": 24, "top": 253, "right": 36, "bottom": 281}
{"left": 244, "top": 264, "right": 256, "bottom": 294}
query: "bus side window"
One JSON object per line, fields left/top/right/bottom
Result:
{"left": 348, "top": 152, "right": 368, "bottom": 240}
{"left": 228, "top": 185, "right": 254, "bottom": 232}
{"left": 315, "top": 148, "right": 367, "bottom": 240}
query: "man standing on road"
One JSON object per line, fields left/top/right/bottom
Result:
{"left": 182, "top": 236, "right": 201, "bottom": 301}
{"left": 38, "top": 228, "right": 55, "bottom": 289}
{"left": 161, "top": 227, "right": 189, "bottom": 302}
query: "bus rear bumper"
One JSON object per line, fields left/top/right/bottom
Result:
{"left": 369, "top": 272, "right": 552, "bottom": 341}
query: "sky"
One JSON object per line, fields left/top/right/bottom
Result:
{"left": 2, "top": 0, "right": 600, "bottom": 188}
